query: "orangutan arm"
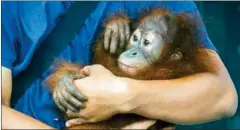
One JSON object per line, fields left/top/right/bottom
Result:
{"left": 119, "top": 49, "right": 238, "bottom": 125}
{"left": 45, "top": 61, "right": 88, "bottom": 113}
{"left": 45, "top": 61, "right": 85, "bottom": 91}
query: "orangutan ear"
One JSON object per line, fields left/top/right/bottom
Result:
{"left": 169, "top": 50, "right": 182, "bottom": 61}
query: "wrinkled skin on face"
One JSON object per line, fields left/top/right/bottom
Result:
{"left": 118, "top": 15, "right": 179, "bottom": 76}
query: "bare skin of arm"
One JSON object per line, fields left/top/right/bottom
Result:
{"left": 120, "top": 50, "right": 238, "bottom": 125}
{"left": 2, "top": 67, "right": 54, "bottom": 129}
{"left": 70, "top": 49, "right": 238, "bottom": 125}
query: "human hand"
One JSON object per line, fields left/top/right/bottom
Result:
{"left": 66, "top": 118, "right": 156, "bottom": 129}
{"left": 52, "top": 73, "right": 88, "bottom": 113}
{"left": 65, "top": 64, "right": 131, "bottom": 127}
{"left": 104, "top": 15, "right": 130, "bottom": 54}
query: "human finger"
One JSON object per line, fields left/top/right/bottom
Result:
{"left": 122, "top": 119, "right": 157, "bottom": 129}
{"left": 81, "top": 64, "right": 106, "bottom": 76}
{"left": 66, "top": 118, "right": 88, "bottom": 127}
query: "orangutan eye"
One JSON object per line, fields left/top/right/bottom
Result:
{"left": 133, "top": 35, "right": 138, "bottom": 41}
{"left": 143, "top": 39, "right": 150, "bottom": 46}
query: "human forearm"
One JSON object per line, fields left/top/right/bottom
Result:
{"left": 2, "top": 105, "right": 54, "bottom": 129}
{"left": 68, "top": 53, "right": 237, "bottom": 125}
{"left": 119, "top": 72, "right": 237, "bottom": 125}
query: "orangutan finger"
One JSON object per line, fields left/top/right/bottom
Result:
{"left": 57, "top": 88, "right": 78, "bottom": 113}
{"left": 110, "top": 31, "right": 119, "bottom": 54}
{"left": 118, "top": 22, "right": 125, "bottom": 51}
{"left": 62, "top": 87, "right": 86, "bottom": 109}
{"left": 124, "top": 22, "right": 130, "bottom": 40}
{"left": 104, "top": 27, "right": 112, "bottom": 51}
{"left": 64, "top": 80, "right": 88, "bottom": 102}
{"left": 53, "top": 90, "right": 66, "bottom": 112}
{"left": 109, "top": 23, "right": 119, "bottom": 54}
{"left": 59, "top": 75, "right": 87, "bottom": 101}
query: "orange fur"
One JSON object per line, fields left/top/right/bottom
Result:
{"left": 45, "top": 8, "right": 213, "bottom": 130}
{"left": 45, "top": 60, "right": 84, "bottom": 91}
{"left": 137, "top": 8, "right": 170, "bottom": 25}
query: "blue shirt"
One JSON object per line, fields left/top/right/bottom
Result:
{"left": 2, "top": 1, "right": 216, "bottom": 129}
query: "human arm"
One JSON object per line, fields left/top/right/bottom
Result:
{"left": 65, "top": 5, "right": 238, "bottom": 125}
{"left": 63, "top": 1, "right": 236, "bottom": 126}
{"left": 118, "top": 49, "right": 238, "bottom": 125}
{"left": 70, "top": 49, "right": 237, "bottom": 125}
{"left": 2, "top": 67, "right": 54, "bottom": 129}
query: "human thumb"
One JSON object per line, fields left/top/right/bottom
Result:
{"left": 82, "top": 64, "right": 107, "bottom": 76}
{"left": 81, "top": 66, "right": 92, "bottom": 76}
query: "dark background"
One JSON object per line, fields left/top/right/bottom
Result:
{"left": 178, "top": 1, "right": 240, "bottom": 129}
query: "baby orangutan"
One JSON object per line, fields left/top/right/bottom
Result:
{"left": 46, "top": 8, "right": 213, "bottom": 130}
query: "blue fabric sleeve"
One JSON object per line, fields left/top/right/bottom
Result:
{"left": 1, "top": 2, "right": 18, "bottom": 69}
{"left": 174, "top": 2, "right": 218, "bottom": 51}
{"left": 183, "top": 2, "right": 217, "bottom": 51}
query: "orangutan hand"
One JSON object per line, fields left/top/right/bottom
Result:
{"left": 104, "top": 15, "right": 130, "bottom": 54}
{"left": 53, "top": 73, "right": 88, "bottom": 113}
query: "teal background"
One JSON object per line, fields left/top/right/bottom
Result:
{"left": 178, "top": 1, "right": 240, "bottom": 129}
